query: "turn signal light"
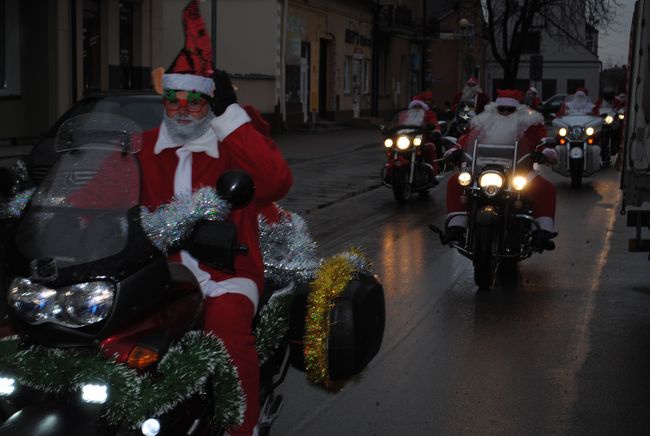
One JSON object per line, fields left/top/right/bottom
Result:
{"left": 588, "top": 138, "right": 594, "bottom": 144}
{"left": 127, "top": 346, "right": 160, "bottom": 369}
{"left": 560, "top": 138, "right": 566, "bottom": 145}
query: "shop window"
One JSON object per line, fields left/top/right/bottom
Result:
{"left": 0, "top": 0, "right": 21, "bottom": 97}
{"left": 119, "top": 1, "right": 134, "bottom": 89}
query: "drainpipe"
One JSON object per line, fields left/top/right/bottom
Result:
{"left": 70, "top": 0, "right": 78, "bottom": 103}
{"left": 280, "top": 0, "right": 288, "bottom": 130}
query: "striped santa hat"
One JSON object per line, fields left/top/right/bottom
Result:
{"left": 162, "top": 0, "right": 215, "bottom": 96}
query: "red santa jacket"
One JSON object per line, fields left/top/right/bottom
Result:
{"left": 138, "top": 105, "right": 293, "bottom": 293}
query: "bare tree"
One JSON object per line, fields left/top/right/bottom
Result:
{"left": 478, "top": 0, "right": 619, "bottom": 86}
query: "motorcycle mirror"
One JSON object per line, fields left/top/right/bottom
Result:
{"left": 378, "top": 124, "right": 386, "bottom": 133}
{"left": 216, "top": 169, "right": 255, "bottom": 209}
{"left": 539, "top": 137, "right": 557, "bottom": 148}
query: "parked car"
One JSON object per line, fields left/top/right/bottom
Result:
{"left": 25, "top": 90, "right": 163, "bottom": 183}
{"left": 539, "top": 93, "right": 568, "bottom": 122}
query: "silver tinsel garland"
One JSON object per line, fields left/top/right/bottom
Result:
{"left": 139, "top": 186, "right": 231, "bottom": 252}
{"left": 0, "top": 188, "right": 36, "bottom": 219}
{"left": 259, "top": 206, "right": 321, "bottom": 287}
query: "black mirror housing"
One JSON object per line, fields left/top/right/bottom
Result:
{"left": 217, "top": 169, "right": 255, "bottom": 208}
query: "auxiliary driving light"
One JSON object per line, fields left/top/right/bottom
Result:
{"left": 618, "top": 113, "right": 625, "bottom": 120}
{"left": 512, "top": 175, "right": 527, "bottom": 191}
{"left": 458, "top": 171, "right": 472, "bottom": 186}
{"left": 413, "top": 136, "right": 422, "bottom": 146}
{"left": 604, "top": 115, "right": 614, "bottom": 124}
{"left": 585, "top": 127, "right": 595, "bottom": 136}
{"left": 81, "top": 384, "right": 108, "bottom": 404}
{"left": 396, "top": 136, "right": 410, "bottom": 150}
{"left": 558, "top": 128, "right": 567, "bottom": 137}
{"left": 384, "top": 138, "right": 393, "bottom": 148}
{"left": 0, "top": 377, "right": 15, "bottom": 396}
{"left": 141, "top": 418, "right": 161, "bottom": 436}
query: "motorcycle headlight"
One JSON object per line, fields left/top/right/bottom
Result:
{"left": 512, "top": 175, "right": 527, "bottom": 191}
{"left": 458, "top": 171, "right": 472, "bottom": 186}
{"left": 396, "top": 136, "right": 410, "bottom": 150}
{"left": 413, "top": 136, "right": 422, "bottom": 146}
{"left": 604, "top": 115, "right": 614, "bottom": 125}
{"left": 9, "top": 277, "right": 115, "bottom": 328}
{"left": 558, "top": 127, "right": 568, "bottom": 137}
{"left": 585, "top": 127, "right": 595, "bottom": 136}
{"left": 479, "top": 171, "right": 504, "bottom": 197}
{"left": 384, "top": 138, "right": 393, "bottom": 148}
{"left": 618, "top": 113, "right": 625, "bottom": 120}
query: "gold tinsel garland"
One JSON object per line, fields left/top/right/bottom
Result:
{"left": 303, "top": 250, "right": 362, "bottom": 390}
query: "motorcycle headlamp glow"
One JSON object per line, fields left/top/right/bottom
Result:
{"left": 141, "top": 418, "right": 162, "bottom": 436}
{"left": 458, "top": 171, "right": 472, "bottom": 186}
{"left": 0, "top": 377, "right": 16, "bottom": 396}
{"left": 81, "top": 383, "right": 108, "bottom": 404}
{"left": 9, "top": 277, "right": 115, "bottom": 328}
{"left": 413, "top": 136, "right": 422, "bottom": 146}
{"left": 479, "top": 172, "right": 504, "bottom": 197}
{"left": 384, "top": 138, "right": 393, "bottom": 148}
{"left": 512, "top": 175, "right": 527, "bottom": 191}
{"left": 604, "top": 115, "right": 614, "bottom": 124}
{"left": 558, "top": 128, "right": 568, "bottom": 137}
{"left": 585, "top": 127, "right": 595, "bottom": 136}
{"left": 396, "top": 136, "right": 410, "bottom": 150}
{"left": 618, "top": 113, "right": 625, "bottom": 120}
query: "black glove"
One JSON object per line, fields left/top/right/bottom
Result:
{"left": 450, "top": 148, "right": 463, "bottom": 163}
{"left": 211, "top": 70, "right": 238, "bottom": 116}
{"left": 530, "top": 151, "right": 545, "bottom": 163}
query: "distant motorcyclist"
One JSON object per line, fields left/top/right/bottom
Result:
{"left": 409, "top": 91, "right": 443, "bottom": 171}
{"left": 443, "top": 89, "right": 558, "bottom": 250}
{"left": 556, "top": 88, "right": 595, "bottom": 116}
{"left": 452, "top": 77, "right": 490, "bottom": 114}
{"left": 524, "top": 87, "right": 541, "bottom": 110}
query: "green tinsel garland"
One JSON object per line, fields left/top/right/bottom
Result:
{"left": 255, "top": 283, "right": 295, "bottom": 364}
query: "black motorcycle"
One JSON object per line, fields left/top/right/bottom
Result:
{"left": 380, "top": 108, "right": 446, "bottom": 203}
{"left": 0, "top": 114, "right": 385, "bottom": 435}
{"left": 430, "top": 138, "right": 555, "bottom": 289}
{"left": 444, "top": 101, "right": 476, "bottom": 138}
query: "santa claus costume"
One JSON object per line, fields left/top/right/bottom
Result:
{"left": 141, "top": 2, "right": 292, "bottom": 435}
{"left": 445, "top": 89, "right": 558, "bottom": 241}
{"left": 408, "top": 91, "right": 442, "bottom": 171}
{"left": 452, "top": 77, "right": 490, "bottom": 114}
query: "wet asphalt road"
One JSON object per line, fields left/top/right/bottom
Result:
{"left": 273, "top": 145, "right": 650, "bottom": 436}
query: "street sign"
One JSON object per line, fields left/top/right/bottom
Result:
{"left": 353, "top": 48, "right": 364, "bottom": 60}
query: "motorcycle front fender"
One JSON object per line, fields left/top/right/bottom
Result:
{"left": 0, "top": 401, "right": 103, "bottom": 436}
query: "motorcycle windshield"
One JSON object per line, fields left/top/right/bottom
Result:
{"left": 467, "top": 140, "right": 517, "bottom": 172}
{"left": 15, "top": 116, "right": 141, "bottom": 268}
{"left": 391, "top": 108, "right": 426, "bottom": 128}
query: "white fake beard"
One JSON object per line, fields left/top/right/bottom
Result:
{"left": 164, "top": 111, "right": 215, "bottom": 144}
{"left": 471, "top": 104, "right": 541, "bottom": 144}
{"left": 461, "top": 86, "right": 480, "bottom": 102}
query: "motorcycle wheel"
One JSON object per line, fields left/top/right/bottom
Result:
{"left": 473, "top": 226, "right": 495, "bottom": 289}
{"left": 392, "top": 169, "right": 411, "bottom": 203}
{"left": 569, "top": 158, "right": 583, "bottom": 188}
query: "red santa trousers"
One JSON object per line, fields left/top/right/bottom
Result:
{"left": 446, "top": 172, "right": 556, "bottom": 228}
{"left": 203, "top": 293, "right": 259, "bottom": 436}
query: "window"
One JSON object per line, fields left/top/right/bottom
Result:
{"left": 344, "top": 57, "right": 351, "bottom": 95}
{"left": 118, "top": 1, "right": 134, "bottom": 89}
{"left": 0, "top": 0, "right": 21, "bottom": 96}
{"left": 83, "top": 0, "right": 102, "bottom": 92}
{"left": 362, "top": 59, "right": 370, "bottom": 94}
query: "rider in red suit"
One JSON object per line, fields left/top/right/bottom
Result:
{"left": 452, "top": 77, "right": 490, "bottom": 114}
{"left": 139, "top": 3, "right": 292, "bottom": 435}
{"left": 444, "top": 89, "right": 558, "bottom": 250}
{"left": 409, "top": 91, "right": 442, "bottom": 172}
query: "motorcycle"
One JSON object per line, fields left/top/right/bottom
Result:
{"left": 0, "top": 114, "right": 385, "bottom": 435}
{"left": 380, "top": 107, "right": 446, "bottom": 203}
{"left": 429, "top": 138, "right": 555, "bottom": 289}
{"left": 599, "top": 105, "right": 625, "bottom": 167}
{"left": 444, "top": 101, "right": 476, "bottom": 138}
{"left": 552, "top": 113, "right": 602, "bottom": 187}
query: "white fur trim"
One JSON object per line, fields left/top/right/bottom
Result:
{"left": 470, "top": 103, "right": 544, "bottom": 144}
{"left": 536, "top": 216, "right": 555, "bottom": 232}
{"left": 163, "top": 73, "right": 215, "bottom": 95}
{"left": 408, "top": 100, "right": 430, "bottom": 111}
{"left": 495, "top": 97, "right": 519, "bottom": 107}
{"left": 180, "top": 250, "right": 260, "bottom": 312}
{"left": 210, "top": 104, "right": 252, "bottom": 141}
